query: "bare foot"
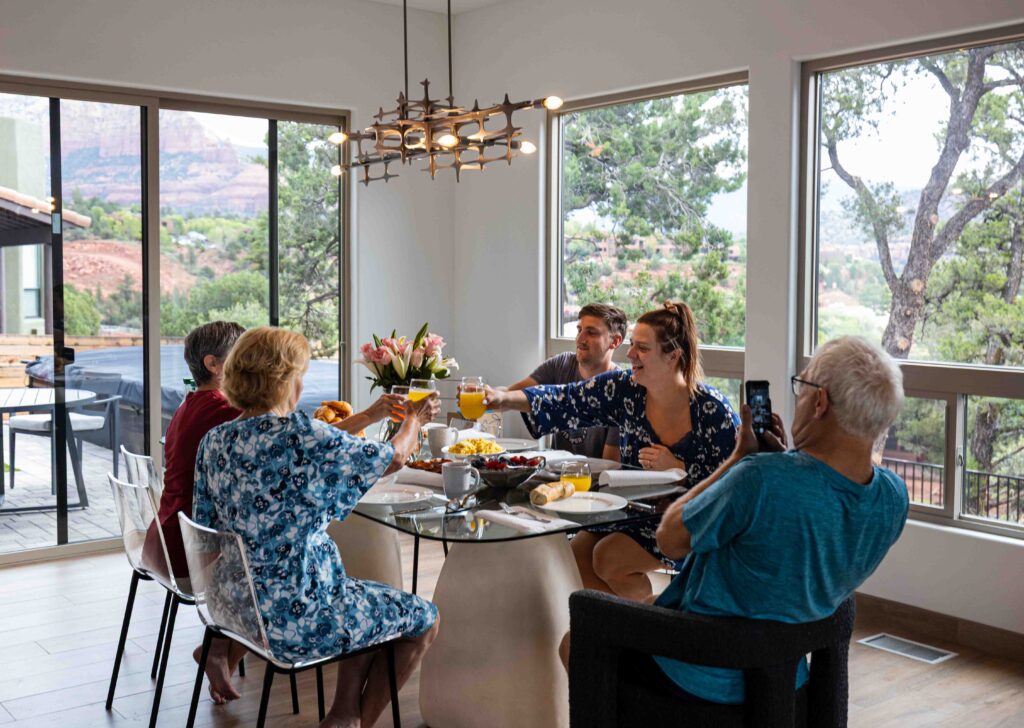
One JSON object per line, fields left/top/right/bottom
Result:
{"left": 192, "top": 644, "right": 241, "bottom": 704}
{"left": 319, "top": 715, "right": 359, "bottom": 728}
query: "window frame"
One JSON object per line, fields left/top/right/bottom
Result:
{"left": 544, "top": 72, "right": 749, "bottom": 381}
{"left": 797, "top": 24, "right": 1024, "bottom": 539}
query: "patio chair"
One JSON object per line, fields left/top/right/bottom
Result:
{"left": 8, "top": 371, "right": 122, "bottom": 490}
{"left": 179, "top": 513, "right": 404, "bottom": 728}
{"left": 568, "top": 589, "right": 855, "bottom": 728}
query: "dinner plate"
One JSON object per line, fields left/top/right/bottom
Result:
{"left": 360, "top": 484, "right": 434, "bottom": 505}
{"left": 494, "top": 437, "right": 537, "bottom": 452}
{"left": 536, "top": 491, "right": 628, "bottom": 514}
{"left": 441, "top": 443, "right": 506, "bottom": 459}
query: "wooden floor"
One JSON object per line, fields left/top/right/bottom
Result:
{"left": 1, "top": 536, "right": 1023, "bottom": 727}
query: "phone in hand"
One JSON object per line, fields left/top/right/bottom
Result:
{"left": 745, "top": 380, "right": 772, "bottom": 440}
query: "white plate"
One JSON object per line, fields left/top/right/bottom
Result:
{"left": 441, "top": 443, "right": 506, "bottom": 459}
{"left": 494, "top": 437, "right": 537, "bottom": 452}
{"left": 360, "top": 484, "right": 434, "bottom": 505}
{"left": 536, "top": 491, "right": 628, "bottom": 514}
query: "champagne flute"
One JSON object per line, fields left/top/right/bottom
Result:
{"left": 459, "top": 377, "right": 486, "bottom": 420}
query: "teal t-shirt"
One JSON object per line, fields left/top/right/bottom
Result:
{"left": 653, "top": 450, "right": 908, "bottom": 704}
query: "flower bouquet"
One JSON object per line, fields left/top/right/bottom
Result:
{"left": 357, "top": 322, "right": 458, "bottom": 392}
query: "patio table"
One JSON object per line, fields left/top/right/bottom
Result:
{"left": 0, "top": 387, "right": 96, "bottom": 512}
{"left": 351, "top": 476, "right": 682, "bottom": 728}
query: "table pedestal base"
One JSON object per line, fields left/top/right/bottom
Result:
{"left": 419, "top": 534, "right": 582, "bottom": 728}
{"left": 328, "top": 516, "right": 404, "bottom": 590}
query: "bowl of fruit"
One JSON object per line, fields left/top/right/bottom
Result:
{"left": 469, "top": 455, "right": 547, "bottom": 490}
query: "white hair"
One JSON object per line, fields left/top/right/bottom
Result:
{"left": 807, "top": 336, "right": 904, "bottom": 442}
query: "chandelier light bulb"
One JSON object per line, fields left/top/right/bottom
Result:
{"left": 328, "top": 131, "right": 349, "bottom": 145}
{"left": 437, "top": 133, "right": 459, "bottom": 148}
{"left": 520, "top": 140, "right": 537, "bottom": 155}
{"left": 330, "top": 164, "right": 343, "bottom": 177}
{"left": 543, "top": 96, "right": 564, "bottom": 111}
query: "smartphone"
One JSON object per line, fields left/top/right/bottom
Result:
{"left": 745, "top": 380, "right": 772, "bottom": 439}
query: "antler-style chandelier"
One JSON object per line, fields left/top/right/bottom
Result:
{"left": 328, "top": 0, "right": 562, "bottom": 185}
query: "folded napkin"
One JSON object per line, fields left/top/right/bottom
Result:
{"left": 598, "top": 468, "right": 687, "bottom": 488}
{"left": 393, "top": 467, "right": 443, "bottom": 489}
{"left": 476, "top": 507, "right": 577, "bottom": 534}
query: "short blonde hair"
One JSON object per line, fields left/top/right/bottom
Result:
{"left": 807, "top": 336, "right": 904, "bottom": 441}
{"left": 222, "top": 327, "right": 311, "bottom": 411}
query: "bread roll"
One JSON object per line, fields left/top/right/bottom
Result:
{"left": 313, "top": 400, "right": 364, "bottom": 437}
{"left": 529, "top": 481, "right": 575, "bottom": 506}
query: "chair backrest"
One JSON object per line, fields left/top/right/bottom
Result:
{"left": 108, "top": 473, "right": 177, "bottom": 590}
{"left": 120, "top": 445, "right": 162, "bottom": 495}
{"left": 178, "top": 513, "right": 272, "bottom": 657}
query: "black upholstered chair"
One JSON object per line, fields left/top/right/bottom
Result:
{"left": 568, "top": 590, "right": 855, "bottom": 728}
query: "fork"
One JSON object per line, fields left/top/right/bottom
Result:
{"left": 499, "top": 502, "right": 548, "bottom": 522}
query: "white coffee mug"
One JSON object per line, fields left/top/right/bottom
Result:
{"left": 442, "top": 461, "right": 481, "bottom": 501}
{"left": 427, "top": 426, "right": 459, "bottom": 457}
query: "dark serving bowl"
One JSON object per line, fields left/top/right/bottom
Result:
{"left": 470, "top": 455, "right": 547, "bottom": 490}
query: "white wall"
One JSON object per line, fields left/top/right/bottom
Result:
{"left": 0, "top": 0, "right": 457, "bottom": 408}
{"left": 450, "top": 0, "right": 1024, "bottom": 631}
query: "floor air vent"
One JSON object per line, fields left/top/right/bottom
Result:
{"left": 858, "top": 633, "right": 957, "bottom": 664}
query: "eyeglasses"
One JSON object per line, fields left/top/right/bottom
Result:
{"left": 790, "top": 375, "right": 823, "bottom": 397}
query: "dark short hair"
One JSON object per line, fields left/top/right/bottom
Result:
{"left": 578, "top": 303, "right": 628, "bottom": 340}
{"left": 184, "top": 321, "right": 246, "bottom": 386}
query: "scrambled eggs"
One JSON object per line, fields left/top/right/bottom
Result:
{"left": 448, "top": 438, "right": 504, "bottom": 455}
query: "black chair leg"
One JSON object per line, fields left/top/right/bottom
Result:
{"left": 106, "top": 571, "right": 140, "bottom": 710}
{"left": 289, "top": 671, "right": 299, "bottom": 714}
{"left": 8, "top": 427, "right": 15, "bottom": 489}
{"left": 149, "top": 595, "right": 179, "bottom": 728}
{"left": 239, "top": 655, "right": 246, "bottom": 677}
{"left": 387, "top": 642, "right": 401, "bottom": 728}
{"left": 412, "top": 535, "right": 420, "bottom": 594}
{"left": 256, "top": 665, "right": 276, "bottom": 728}
{"left": 186, "top": 628, "right": 214, "bottom": 728}
{"left": 316, "top": 665, "right": 325, "bottom": 721}
{"left": 152, "top": 591, "right": 173, "bottom": 679}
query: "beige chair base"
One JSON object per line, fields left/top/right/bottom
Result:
{"left": 419, "top": 534, "right": 583, "bottom": 728}
{"left": 328, "top": 515, "right": 404, "bottom": 590}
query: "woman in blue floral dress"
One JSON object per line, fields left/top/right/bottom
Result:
{"left": 487, "top": 302, "right": 738, "bottom": 603}
{"left": 193, "top": 327, "right": 440, "bottom": 728}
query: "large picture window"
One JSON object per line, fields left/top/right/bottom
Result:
{"left": 549, "top": 76, "right": 748, "bottom": 380}
{"left": 803, "top": 31, "right": 1024, "bottom": 535}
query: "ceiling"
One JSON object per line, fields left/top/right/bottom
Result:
{"left": 362, "top": 0, "right": 507, "bottom": 14}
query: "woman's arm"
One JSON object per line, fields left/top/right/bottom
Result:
{"left": 333, "top": 393, "right": 403, "bottom": 435}
{"left": 383, "top": 393, "right": 441, "bottom": 475}
{"left": 485, "top": 372, "right": 625, "bottom": 437}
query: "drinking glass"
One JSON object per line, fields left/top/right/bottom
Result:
{"left": 560, "top": 460, "right": 592, "bottom": 493}
{"left": 389, "top": 385, "right": 410, "bottom": 423}
{"left": 459, "top": 377, "right": 486, "bottom": 420}
{"left": 408, "top": 378, "right": 436, "bottom": 402}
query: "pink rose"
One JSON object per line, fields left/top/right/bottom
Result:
{"left": 360, "top": 342, "right": 376, "bottom": 358}
{"left": 371, "top": 347, "right": 392, "bottom": 365}
{"left": 410, "top": 349, "right": 425, "bottom": 368}
{"left": 423, "top": 334, "right": 445, "bottom": 357}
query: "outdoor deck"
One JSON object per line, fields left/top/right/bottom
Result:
{"left": 0, "top": 423, "right": 123, "bottom": 553}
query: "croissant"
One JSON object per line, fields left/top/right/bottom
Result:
{"left": 313, "top": 400, "right": 364, "bottom": 437}
{"left": 530, "top": 481, "right": 575, "bottom": 506}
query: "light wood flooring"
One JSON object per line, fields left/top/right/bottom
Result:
{"left": 0, "top": 535, "right": 1022, "bottom": 727}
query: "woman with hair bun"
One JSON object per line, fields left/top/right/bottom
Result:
{"left": 486, "top": 302, "right": 738, "bottom": 603}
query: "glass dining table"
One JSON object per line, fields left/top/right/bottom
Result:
{"left": 350, "top": 474, "right": 684, "bottom": 728}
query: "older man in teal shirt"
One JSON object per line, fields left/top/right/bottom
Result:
{"left": 654, "top": 336, "right": 909, "bottom": 704}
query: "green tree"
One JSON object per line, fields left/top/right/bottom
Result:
{"left": 63, "top": 285, "right": 101, "bottom": 336}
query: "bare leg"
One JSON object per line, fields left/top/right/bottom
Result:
{"left": 359, "top": 620, "right": 440, "bottom": 727}
{"left": 592, "top": 533, "right": 662, "bottom": 603}
{"left": 320, "top": 652, "right": 374, "bottom": 728}
{"left": 558, "top": 630, "right": 571, "bottom": 672}
{"left": 571, "top": 532, "right": 614, "bottom": 594}
{"left": 193, "top": 637, "right": 248, "bottom": 704}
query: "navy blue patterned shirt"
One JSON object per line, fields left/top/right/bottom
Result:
{"left": 523, "top": 369, "right": 739, "bottom": 482}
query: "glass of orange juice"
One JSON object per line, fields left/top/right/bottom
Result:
{"left": 459, "top": 377, "right": 487, "bottom": 420}
{"left": 560, "top": 461, "right": 592, "bottom": 493}
{"left": 408, "top": 378, "right": 436, "bottom": 402}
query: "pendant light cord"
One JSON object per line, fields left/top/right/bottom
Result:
{"left": 403, "top": 0, "right": 409, "bottom": 111}
{"left": 447, "top": 0, "right": 453, "bottom": 105}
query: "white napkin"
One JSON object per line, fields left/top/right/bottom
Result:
{"left": 598, "top": 468, "right": 687, "bottom": 487}
{"left": 393, "top": 467, "right": 443, "bottom": 489}
{"left": 520, "top": 450, "right": 584, "bottom": 467}
{"left": 476, "top": 507, "right": 577, "bottom": 534}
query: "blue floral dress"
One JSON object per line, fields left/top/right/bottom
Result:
{"left": 523, "top": 370, "right": 739, "bottom": 565}
{"left": 194, "top": 411, "right": 437, "bottom": 662}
